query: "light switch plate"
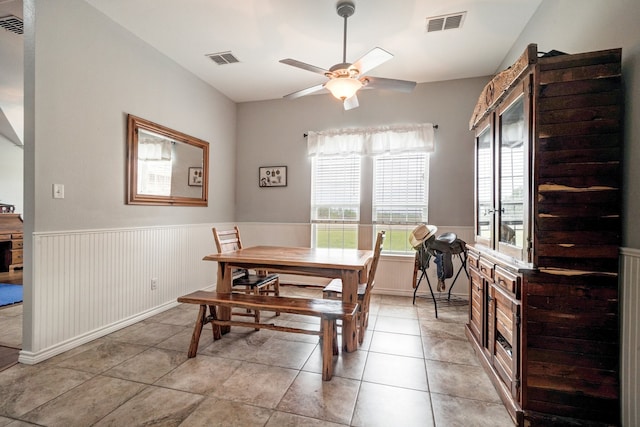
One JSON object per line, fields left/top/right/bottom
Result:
{"left": 53, "top": 184, "right": 64, "bottom": 199}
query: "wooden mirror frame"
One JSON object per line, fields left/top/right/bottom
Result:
{"left": 126, "top": 114, "right": 209, "bottom": 206}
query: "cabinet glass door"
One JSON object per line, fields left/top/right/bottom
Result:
{"left": 476, "top": 125, "right": 493, "bottom": 246}
{"left": 498, "top": 95, "right": 526, "bottom": 258}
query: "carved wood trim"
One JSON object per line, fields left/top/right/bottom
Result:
{"left": 469, "top": 44, "right": 538, "bottom": 129}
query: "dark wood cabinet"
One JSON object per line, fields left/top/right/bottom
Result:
{"left": 0, "top": 214, "right": 23, "bottom": 272}
{"left": 466, "top": 44, "right": 622, "bottom": 426}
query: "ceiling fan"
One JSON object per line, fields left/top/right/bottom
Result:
{"left": 279, "top": 0, "right": 417, "bottom": 110}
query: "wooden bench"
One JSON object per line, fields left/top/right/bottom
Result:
{"left": 177, "top": 290, "right": 358, "bottom": 380}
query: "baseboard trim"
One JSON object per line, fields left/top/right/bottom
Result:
{"left": 18, "top": 300, "right": 179, "bottom": 365}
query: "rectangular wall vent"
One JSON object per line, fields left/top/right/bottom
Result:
{"left": 426, "top": 12, "right": 466, "bottom": 32}
{"left": 0, "top": 15, "right": 23, "bottom": 35}
{"left": 206, "top": 51, "right": 240, "bottom": 65}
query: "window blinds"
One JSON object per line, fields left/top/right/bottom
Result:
{"left": 373, "top": 153, "right": 428, "bottom": 224}
{"left": 311, "top": 155, "right": 361, "bottom": 222}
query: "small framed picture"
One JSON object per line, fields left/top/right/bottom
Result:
{"left": 259, "top": 166, "right": 287, "bottom": 187}
{"left": 188, "top": 167, "right": 203, "bottom": 186}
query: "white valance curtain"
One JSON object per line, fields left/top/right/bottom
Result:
{"left": 138, "top": 138, "right": 173, "bottom": 161}
{"left": 307, "top": 123, "right": 435, "bottom": 157}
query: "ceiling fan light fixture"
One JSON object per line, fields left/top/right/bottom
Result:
{"left": 325, "top": 77, "right": 362, "bottom": 100}
{"left": 280, "top": 0, "right": 415, "bottom": 109}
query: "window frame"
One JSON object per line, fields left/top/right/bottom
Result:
{"left": 310, "top": 152, "right": 430, "bottom": 254}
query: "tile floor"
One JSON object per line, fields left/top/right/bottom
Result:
{"left": 0, "top": 287, "right": 514, "bottom": 426}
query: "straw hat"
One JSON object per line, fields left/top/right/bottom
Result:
{"left": 409, "top": 224, "right": 438, "bottom": 248}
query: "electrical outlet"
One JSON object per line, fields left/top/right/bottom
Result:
{"left": 151, "top": 278, "right": 158, "bottom": 290}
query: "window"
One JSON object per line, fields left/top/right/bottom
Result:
{"left": 137, "top": 160, "right": 172, "bottom": 196}
{"left": 373, "top": 152, "right": 429, "bottom": 253}
{"left": 308, "top": 123, "right": 435, "bottom": 253}
{"left": 311, "top": 155, "right": 361, "bottom": 249}
{"left": 136, "top": 133, "right": 174, "bottom": 196}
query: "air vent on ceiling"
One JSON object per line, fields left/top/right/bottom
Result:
{"left": 426, "top": 11, "right": 466, "bottom": 32}
{"left": 206, "top": 51, "right": 240, "bottom": 65}
{"left": 0, "top": 15, "right": 23, "bottom": 35}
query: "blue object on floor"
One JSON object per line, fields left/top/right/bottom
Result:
{"left": 0, "top": 284, "right": 22, "bottom": 307}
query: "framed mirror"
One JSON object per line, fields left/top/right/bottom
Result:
{"left": 126, "top": 114, "right": 209, "bottom": 206}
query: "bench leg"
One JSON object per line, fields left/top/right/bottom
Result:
{"left": 187, "top": 304, "right": 223, "bottom": 358}
{"left": 342, "top": 316, "right": 358, "bottom": 353}
{"left": 321, "top": 318, "right": 335, "bottom": 381}
{"left": 187, "top": 305, "right": 207, "bottom": 358}
{"left": 332, "top": 321, "right": 339, "bottom": 356}
{"left": 209, "top": 305, "right": 222, "bottom": 340}
{"left": 274, "top": 278, "right": 280, "bottom": 316}
{"left": 252, "top": 288, "right": 261, "bottom": 330}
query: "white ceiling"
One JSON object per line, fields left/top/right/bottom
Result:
{"left": 0, "top": 0, "right": 544, "bottom": 146}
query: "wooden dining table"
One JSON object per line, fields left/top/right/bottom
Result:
{"left": 203, "top": 245, "right": 374, "bottom": 352}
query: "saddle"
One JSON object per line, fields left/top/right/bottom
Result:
{"left": 416, "top": 232, "right": 467, "bottom": 280}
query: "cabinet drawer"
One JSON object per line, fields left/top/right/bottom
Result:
{"left": 0, "top": 234, "right": 10, "bottom": 241}
{"left": 494, "top": 265, "right": 520, "bottom": 297}
{"left": 468, "top": 250, "right": 479, "bottom": 269}
{"left": 12, "top": 233, "right": 23, "bottom": 239}
{"left": 12, "top": 239, "right": 23, "bottom": 249}
{"left": 10, "top": 249, "right": 23, "bottom": 264}
{"left": 478, "top": 258, "right": 494, "bottom": 280}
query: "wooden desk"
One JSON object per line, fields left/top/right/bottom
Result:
{"left": 203, "top": 245, "right": 373, "bottom": 352}
{"left": 0, "top": 214, "right": 23, "bottom": 272}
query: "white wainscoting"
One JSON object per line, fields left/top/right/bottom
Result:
{"left": 620, "top": 247, "right": 640, "bottom": 427}
{"left": 21, "top": 224, "right": 218, "bottom": 364}
{"left": 372, "top": 225, "right": 474, "bottom": 297}
{"left": 20, "top": 222, "right": 474, "bottom": 364}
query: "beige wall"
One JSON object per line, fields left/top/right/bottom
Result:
{"left": 25, "top": 0, "right": 236, "bottom": 233}
{"left": 22, "top": 0, "right": 237, "bottom": 354}
{"left": 235, "top": 77, "right": 489, "bottom": 228}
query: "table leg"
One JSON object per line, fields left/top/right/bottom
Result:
{"left": 216, "top": 262, "right": 232, "bottom": 334}
{"left": 341, "top": 269, "right": 359, "bottom": 352}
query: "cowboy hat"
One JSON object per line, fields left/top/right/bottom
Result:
{"left": 409, "top": 224, "right": 438, "bottom": 248}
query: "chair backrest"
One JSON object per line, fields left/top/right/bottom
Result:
{"left": 365, "top": 231, "right": 385, "bottom": 292}
{"left": 212, "top": 226, "right": 243, "bottom": 254}
{"left": 360, "top": 231, "right": 385, "bottom": 327}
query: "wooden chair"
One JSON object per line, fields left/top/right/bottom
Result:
{"left": 212, "top": 226, "right": 281, "bottom": 322}
{"left": 322, "top": 231, "right": 385, "bottom": 344}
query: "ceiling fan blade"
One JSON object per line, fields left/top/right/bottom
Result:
{"left": 362, "top": 76, "right": 417, "bottom": 93}
{"left": 279, "top": 59, "right": 330, "bottom": 76}
{"left": 343, "top": 94, "right": 359, "bottom": 110}
{"left": 349, "top": 47, "right": 393, "bottom": 75}
{"left": 283, "top": 83, "right": 326, "bottom": 100}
